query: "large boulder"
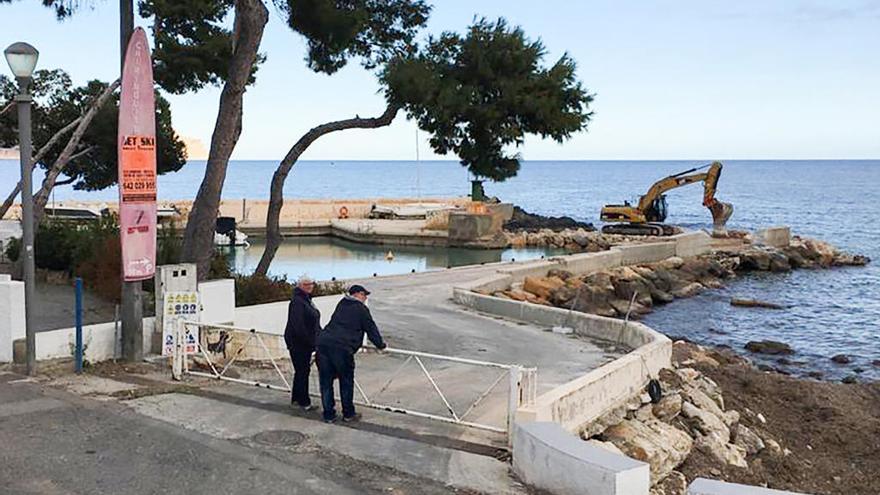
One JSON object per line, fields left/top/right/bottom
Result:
{"left": 650, "top": 471, "right": 687, "bottom": 495}
{"left": 745, "top": 340, "right": 794, "bottom": 355}
{"left": 652, "top": 394, "right": 683, "bottom": 423}
{"left": 733, "top": 424, "right": 765, "bottom": 455}
{"left": 681, "top": 401, "right": 730, "bottom": 443}
{"left": 522, "top": 276, "right": 565, "bottom": 299}
{"left": 694, "top": 434, "right": 748, "bottom": 468}
{"left": 603, "top": 419, "right": 693, "bottom": 482}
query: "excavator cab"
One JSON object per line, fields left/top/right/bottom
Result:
{"left": 643, "top": 195, "right": 668, "bottom": 223}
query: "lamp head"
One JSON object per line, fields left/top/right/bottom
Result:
{"left": 4, "top": 42, "right": 39, "bottom": 79}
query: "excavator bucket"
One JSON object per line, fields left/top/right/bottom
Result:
{"left": 709, "top": 201, "right": 734, "bottom": 236}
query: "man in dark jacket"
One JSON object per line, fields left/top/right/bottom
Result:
{"left": 316, "top": 284, "right": 386, "bottom": 423}
{"left": 284, "top": 276, "right": 321, "bottom": 411}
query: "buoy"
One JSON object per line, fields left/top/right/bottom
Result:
{"left": 385, "top": 250, "right": 394, "bottom": 261}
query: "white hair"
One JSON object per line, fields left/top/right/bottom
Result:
{"left": 296, "top": 274, "right": 314, "bottom": 287}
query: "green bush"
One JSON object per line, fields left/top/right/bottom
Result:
{"left": 233, "top": 273, "right": 347, "bottom": 306}
{"left": 4, "top": 237, "right": 20, "bottom": 262}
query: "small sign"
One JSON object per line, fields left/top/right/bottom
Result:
{"left": 162, "top": 291, "right": 200, "bottom": 356}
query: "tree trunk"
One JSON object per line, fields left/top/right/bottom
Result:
{"left": 181, "top": 0, "right": 268, "bottom": 279}
{"left": 253, "top": 103, "right": 399, "bottom": 277}
{"left": 33, "top": 80, "right": 119, "bottom": 223}
{"left": 0, "top": 116, "right": 82, "bottom": 220}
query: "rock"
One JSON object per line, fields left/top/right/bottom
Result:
{"left": 651, "top": 470, "right": 687, "bottom": 495}
{"left": 831, "top": 354, "right": 851, "bottom": 364}
{"left": 656, "top": 256, "right": 685, "bottom": 271}
{"left": 873, "top": 360, "right": 880, "bottom": 368}
{"left": 671, "top": 282, "right": 704, "bottom": 298}
{"left": 680, "top": 384, "right": 726, "bottom": 426}
{"left": 681, "top": 400, "right": 730, "bottom": 443}
{"left": 653, "top": 394, "right": 683, "bottom": 422}
{"left": 603, "top": 419, "right": 693, "bottom": 482}
{"left": 609, "top": 298, "right": 652, "bottom": 317}
{"left": 502, "top": 290, "right": 529, "bottom": 302}
{"left": 547, "top": 268, "right": 572, "bottom": 280}
{"left": 722, "top": 410, "right": 740, "bottom": 428}
{"left": 807, "top": 371, "right": 824, "bottom": 379}
{"left": 658, "top": 368, "right": 684, "bottom": 390}
{"left": 571, "top": 284, "right": 618, "bottom": 317}
{"left": 842, "top": 375, "right": 858, "bottom": 384}
{"left": 745, "top": 340, "right": 794, "bottom": 355}
{"left": 764, "top": 438, "right": 783, "bottom": 456}
{"left": 733, "top": 424, "right": 765, "bottom": 455}
{"left": 768, "top": 251, "right": 792, "bottom": 272}
{"left": 634, "top": 404, "right": 656, "bottom": 422}
{"left": 676, "top": 367, "right": 702, "bottom": 383}
{"left": 580, "top": 405, "right": 627, "bottom": 438}
{"left": 694, "top": 434, "right": 748, "bottom": 468}
{"left": 522, "top": 276, "right": 565, "bottom": 299}
{"left": 730, "top": 298, "right": 786, "bottom": 310}
{"left": 585, "top": 439, "right": 626, "bottom": 457}
{"left": 739, "top": 249, "right": 772, "bottom": 271}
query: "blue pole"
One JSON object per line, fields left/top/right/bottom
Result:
{"left": 75, "top": 277, "right": 83, "bottom": 373}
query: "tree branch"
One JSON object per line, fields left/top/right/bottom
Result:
{"left": 54, "top": 176, "right": 77, "bottom": 187}
{"left": 0, "top": 115, "right": 83, "bottom": 220}
{"left": 67, "top": 145, "right": 94, "bottom": 163}
{"left": 0, "top": 100, "right": 13, "bottom": 117}
{"left": 33, "top": 79, "right": 120, "bottom": 223}
{"left": 254, "top": 103, "right": 399, "bottom": 275}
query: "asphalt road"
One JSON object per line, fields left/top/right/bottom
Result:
{"left": 0, "top": 371, "right": 463, "bottom": 495}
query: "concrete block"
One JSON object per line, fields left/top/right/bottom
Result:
{"left": 199, "top": 279, "right": 236, "bottom": 324}
{"left": 561, "top": 250, "right": 623, "bottom": 274}
{"left": 497, "top": 260, "right": 561, "bottom": 283}
{"left": 671, "top": 231, "right": 713, "bottom": 258}
{"left": 688, "top": 478, "right": 810, "bottom": 495}
{"left": 513, "top": 421, "right": 650, "bottom": 495}
{"left": 0, "top": 279, "right": 25, "bottom": 362}
{"left": 613, "top": 242, "right": 677, "bottom": 265}
{"left": 755, "top": 226, "right": 791, "bottom": 248}
{"left": 34, "top": 316, "right": 155, "bottom": 362}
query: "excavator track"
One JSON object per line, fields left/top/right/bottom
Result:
{"left": 601, "top": 223, "right": 672, "bottom": 236}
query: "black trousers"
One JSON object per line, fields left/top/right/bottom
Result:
{"left": 289, "top": 346, "right": 314, "bottom": 407}
{"left": 316, "top": 343, "right": 355, "bottom": 420}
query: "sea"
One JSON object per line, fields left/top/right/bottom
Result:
{"left": 1, "top": 159, "right": 877, "bottom": 380}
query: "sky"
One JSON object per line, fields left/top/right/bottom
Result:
{"left": 1, "top": 0, "right": 879, "bottom": 161}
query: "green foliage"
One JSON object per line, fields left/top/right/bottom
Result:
{"left": 0, "top": 69, "right": 187, "bottom": 191}
{"left": 0, "top": 0, "right": 86, "bottom": 19}
{"left": 383, "top": 18, "right": 594, "bottom": 181}
{"left": 233, "top": 272, "right": 346, "bottom": 306}
{"left": 282, "top": 0, "right": 430, "bottom": 74}
{"left": 138, "top": 0, "right": 237, "bottom": 93}
{"left": 29, "top": 216, "right": 118, "bottom": 273}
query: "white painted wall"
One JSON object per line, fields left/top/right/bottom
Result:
{"left": 35, "top": 317, "right": 155, "bottom": 362}
{"left": 199, "top": 279, "right": 235, "bottom": 324}
{"left": 0, "top": 278, "right": 25, "bottom": 362}
{"left": 232, "top": 294, "right": 343, "bottom": 335}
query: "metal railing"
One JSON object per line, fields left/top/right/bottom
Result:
{"left": 171, "top": 319, "right": 537, "bottom": 438}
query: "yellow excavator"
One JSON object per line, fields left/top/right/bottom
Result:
{"left": 600, "top": 161, "right": 734, "bottom": 236}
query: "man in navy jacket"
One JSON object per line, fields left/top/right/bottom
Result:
{"left": 284, "top": 276, "right": 321, "bottom": 411}
{"left": 316, "top": 284, "right": 386, "bottom": 423}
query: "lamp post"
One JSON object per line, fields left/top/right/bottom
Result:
{"left": 5, "top": 42, "right": 39, "bottom": 376}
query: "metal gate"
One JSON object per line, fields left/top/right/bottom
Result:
{"left": 171, "top": 319, "right": 537, "bottom": 438}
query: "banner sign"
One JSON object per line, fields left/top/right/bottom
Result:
{"left": 161, "top": 291, "right": 200, "bottom": 356}
{"left": 118, "top": 27, "right": 157, "bottom": 281}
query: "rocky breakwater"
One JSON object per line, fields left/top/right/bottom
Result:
{"left": 491, "top": 236, "right": 870, "bottom": 318}
{"left": 581, "top": 341, "right": 799, "bottom": 494}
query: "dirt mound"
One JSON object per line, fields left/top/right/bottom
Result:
{"left": 676, "top": 343, "right": 880, "bottom": 495}
{"left": 503, "top": 206, "right": 595, "bottom": 232}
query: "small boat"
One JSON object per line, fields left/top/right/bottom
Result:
{"left": 385, "top": 250, "right": 394, "bottom": 261}
{"left": 214, "top": 229, "right": 250, "bottom": 248}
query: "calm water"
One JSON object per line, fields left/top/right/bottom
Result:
{"left": 2, "top": 159, "right": 878, "bottom": 379}
{"left": 224, "top": 237, "right": 565, "bottom": 281}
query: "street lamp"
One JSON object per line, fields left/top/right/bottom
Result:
{"left": 5, "top": 42, "right": 39, "bottom": 376}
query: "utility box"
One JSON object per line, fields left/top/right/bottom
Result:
{"left": 154, "top": 264, "right": 199, "bottom": 356}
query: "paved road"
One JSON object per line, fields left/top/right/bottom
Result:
{"left": 0, "top": 371, "right": 465, "bottom": 495}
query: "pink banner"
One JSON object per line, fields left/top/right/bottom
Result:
{"left": 118, "top": 28, "right": 157, "bottom": 281}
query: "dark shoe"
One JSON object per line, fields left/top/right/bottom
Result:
{"left": 299, "top": 404, "right": 316, "bottom": 412}
{"left": 342, "top": 413, "right": 361, "bottom": 423}
{"left": 323, "top": 415, "right": 339, "bottom": 424}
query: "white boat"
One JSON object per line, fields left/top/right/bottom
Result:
{"left": 214, "top": 229, "right": 249, "bottom": 248}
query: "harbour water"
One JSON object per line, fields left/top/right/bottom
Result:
{"left": 2, "top": 159, "right": 877, "bottom": 379}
